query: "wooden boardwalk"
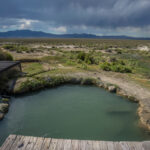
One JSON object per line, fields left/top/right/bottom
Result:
{"left": 0, "top": 135, "right": 150, "bottom": 150}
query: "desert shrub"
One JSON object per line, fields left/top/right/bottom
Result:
{"left": 49, "top": 47, "right": 61, "bottom": 51}
{"left": 20, "top": 76, "right": 67, "bottom": 92}
{"left": 20, "top": 78, "right": 42, "bottom": 91}
{"left": 77, "top": 51, "right": 86, "bottom": 61}
{"left": 115, "top": 49, "right": 122, "bottom": 54}
{"left": 80, "top": 63, "right": 88, "bottom": 70}
{"left": 3, "top": 44, "right": 16, "bottom": 51}
{"left": 66, "top": 60, "right": 76, "bottom": 66}
{"left": 111, "top": 64, "right": 132, "bottom": 73}
{"left": 16, "top": 46, "right": 29, "bottom": 53}
{"left": 100, "top": 60, "right": 132, "bottom": 73}
{"left": 76, "top": 51, "right": 97, "bottom": 64}
{"left": 0, "top": 49, "right": 13, "bottom": 60}
{"left": 100, "top": 62, "right": 111, "bottom": 71}
{"left": 3, "top": 44, "right": 30, "bottom": 53}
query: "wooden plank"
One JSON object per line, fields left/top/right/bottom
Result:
{"left": 64, "top": 139, "right": 71, "bottom": 150}
{"left": 24, "top": 136, "right": 37, "bottom": 150}
{"left": 32, "top": 137, "right": 44, "bottom": 150}
{"left": 15, "top": 136, "right": 25, "bottom": 150}
{"left": 92, "top": 141, "right": 100, "bottom": 150}
{"left": 142, "top": 141, "right": 150, "bottom": 150}
{"left": 85, "top": 140, "right": 93, "bottom": 150}
{"left": 98, "top": 141, "right": 108, "bottom": 150}
{"left": 11, "top": 136, "right": 31, "bottom": 150}
{"left": 113, "top": 142, "right": 123, "bottom": 150}
{"left": 107, "top": 142, "right": 115, "bottom": 150}
{"left": 119, "top": 142, "right": 130, "bottom": 150}
{"left": 40, "top": 138, "right": 51, "bottom": 150}
{"left": 1, "top": 135, "right": 17, "bottom": 150}
{"left": 18, "top": 136, "right": 31, "bottom": 150}
{"left": 127, "top": 142, "right": 144, "bottom": 150}
{"left": 71, "top": 140, "right": 79, "bottom": 150}
{"left": 79, "top": 140, "right": 86, "bottom": 150}
{"left": 48, "top": 138, "right": 58, "bottom": 150}
{"left": 55, "top": 139, "right": 64, "bottom": 150}
{"left": 9, "top": 135, "right": 23, "bottom": 150}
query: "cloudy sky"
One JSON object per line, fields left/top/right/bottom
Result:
{"left": 0, "top": 0, "right": 150, "bottom": 37}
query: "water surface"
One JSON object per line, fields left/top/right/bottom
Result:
{"left": 0, "top": 85, "right": 150, "bottom": 145}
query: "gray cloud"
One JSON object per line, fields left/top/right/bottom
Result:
{"left": 0, "top": 0, "right": 150, "bottom": 36}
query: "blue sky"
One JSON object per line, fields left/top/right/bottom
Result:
{"left": 0, "top": 0, "right": 150, "bottom": 37}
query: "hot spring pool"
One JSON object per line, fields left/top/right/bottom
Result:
{"left": 0, "top": 85, "right": 150, "bottom": 145}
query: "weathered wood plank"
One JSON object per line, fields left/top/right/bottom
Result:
{"left": 40, "top": 138, "right": 51, "bottom": 150}
{"left": 71, "top": 140, "right": 79, "bottom": 150}
{"left": 13, "top": 136, "right": 31, "bottom": 150}
{"left": 64, "top": 139, "right": 71, "bottom": 150}
{"left": 1, "top": 135, "right": 150, "bottom": 150}
{"left": 127, "top": 142, "right": 144, "bottom": 150}
{"left": 55, "top": 139, "right": 64, "bottom": 150}
{"left": 113, "top": 142, "right": 123, "bottom": 150}
{"left": 24, "top": 136, "right": 37, "bottom": 150}
{"left": 142, "top": 141, "right": 150, "bottom": 150}
{"left": 15, "top": 136, "right": 25, "bottom": 150}
{"left": 9, "top": 135, "right": 23, "bottom": 150}
{"left": 119, "top": 142, "right": 130, "bottom": 150}
{"left": 79, "top": 140, "right": 86, "bottom": 150}
{"left": 49, "top": 138, "right": 58, "bottom": 150}
{"left": 107, "top": 142, "right": 115, "bottom": 150}
{"left": 19, "top": 136, "right": 31, "bottom": 150}
{"left": 98, "top": 141, "right": 108, "bottom": 150}
{"left": 1, "top": 135, "right": 17, "bottom": 150}
{"left": 32, "top": 137, "right": 44, "bottom": 150}
{"left": 92, "top": 141, "right": 100, "bottom": 150}
{"left": 85, "top": 140, "right": 93, "bottom": 150}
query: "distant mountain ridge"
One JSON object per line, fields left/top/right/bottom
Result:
{"left": 0, "top": 30, "right": 150, "bottom": 40}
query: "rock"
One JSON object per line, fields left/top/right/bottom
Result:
{"left": 108, "top": 86, "right": 116, "bottom": 93}
{"left": 127, "top": 95, "right": 138, "bottom": 102}
{"left": 0, "top": 103, "right": 9, "bottom": 113}
{"left": 117, "top": 88, "right": 128, "bottom": 97}
{"left": 0, "top": 112, "right": 4, "bottom": 120}
{"left": 96, "top": 81, "right": 104, "bottom": 87}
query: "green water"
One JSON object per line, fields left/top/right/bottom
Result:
{"left": 0, "top": 85, "right": 150, "bottom": 145}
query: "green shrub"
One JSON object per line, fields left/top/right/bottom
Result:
{"left": 76, "top": 51, "right": 97, "bottom": 64}
{"left": 66, "top": 60, "right": 76, "bottom": 66}
{"left": 100, "top": 60, "right": 132, "bottom": 73}
{"left": 0, "top": 50, "right": 13, "bottom": 60}
{"left": 3, "top": 44, "right": 16, "bottom": 51}
{"left": 100, "top": 62, "right": 111, "bottom": 71}
{"left": 77, "top": 51, "right": 86, "bottom": 61}
{"left": 3, "top": 44, "right": 30, "bottom": 53}
{"left": 80, "top": 63, "right": 88, "bottom": 70}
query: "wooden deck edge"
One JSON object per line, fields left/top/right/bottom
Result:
{"left": 1, "top": 135, "right": 150, "bottom": 150}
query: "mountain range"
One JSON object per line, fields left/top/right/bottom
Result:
{"left": 0, "top": 30, "right": 149, "bottom": 40}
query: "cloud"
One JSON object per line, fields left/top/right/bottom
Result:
{"left": 0, "top": 18, "right": 39, "bottom": 31}
{"left": 49, "top": 26, "right": 67, "bottom": 34}
{"left": 0, "top": 0, "right": 150, "bottom": 36}
{"left": 18, "top": 19, "right": 39, "bottom": 29}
